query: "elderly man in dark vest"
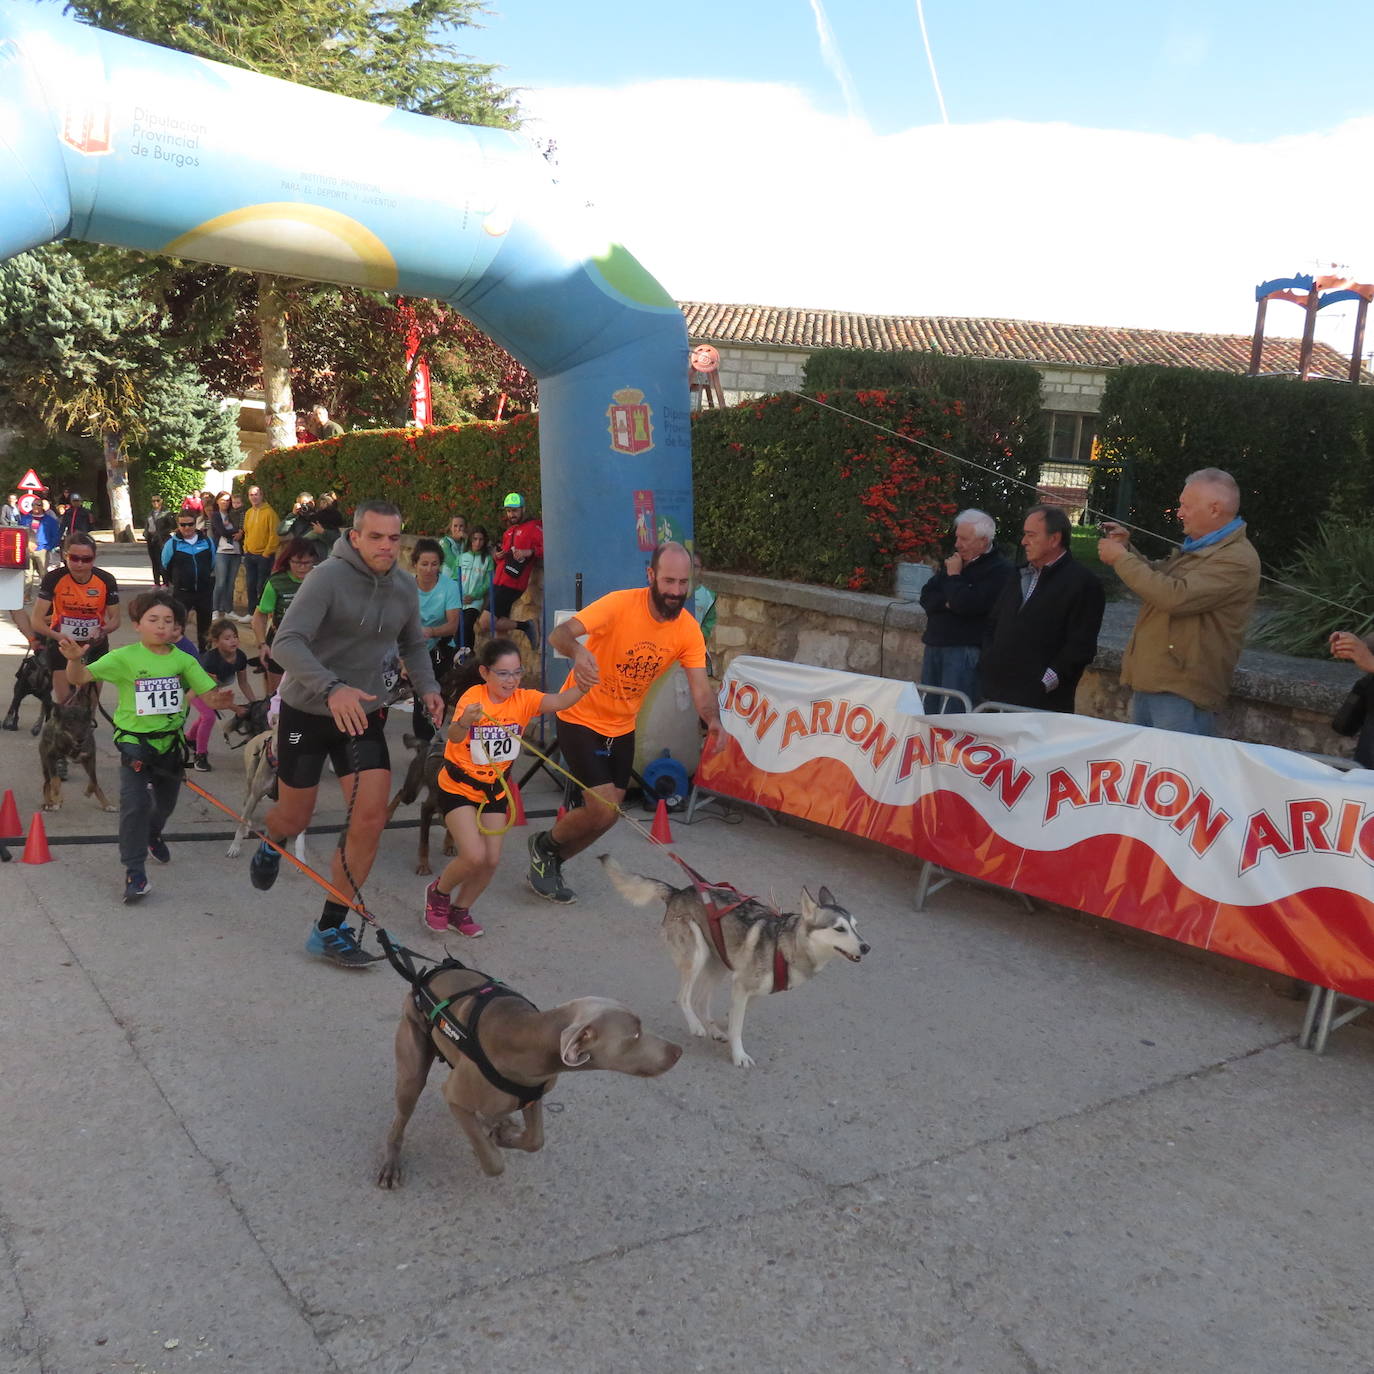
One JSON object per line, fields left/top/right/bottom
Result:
{"left": 1098, "top": 466, "right": 1260, "bottom": 736}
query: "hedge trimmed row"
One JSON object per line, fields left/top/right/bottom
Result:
{"left": 250, "top": 413, "right": 541, "bottom": 536}
{"left": 803, "top": 348, "right": 1047, "bottom": 540}
{"left": 692, "top": 389, "right": 960, "bottom": 590}
{"left": 1095, "top": 367, "right": 1374, "bottom": 567}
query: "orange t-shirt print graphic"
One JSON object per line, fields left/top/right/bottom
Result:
{"left": 557, "top": 588, "right": 706, "bottom": 738}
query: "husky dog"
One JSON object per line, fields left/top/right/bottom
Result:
{"left": 600, "top": 856, "right": 869, "bottom": 1068}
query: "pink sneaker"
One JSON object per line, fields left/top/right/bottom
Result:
{"left": 449, "top": 907, "right": 484, "bottom": 938}
{"left": 423, "top": 881, "right": 450, "bottom": 933}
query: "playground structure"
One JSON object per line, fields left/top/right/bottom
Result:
{"left": 1250, "top": 271, "right": 1373, "bottom": 382}
{"left": 0, "top": 6, "right": 692, "bottom": 614}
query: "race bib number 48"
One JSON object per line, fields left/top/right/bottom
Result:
{"left": 470, "top": 724, "right": 520, "bottom": 766}
{"left": 134, "top": 675, "right": 183, "bottom": 717}
{"left": 60, "top": 616, "right": 100, "bottom": 642}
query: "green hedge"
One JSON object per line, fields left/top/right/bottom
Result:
{"left": 802, "top": 348, "right": 1046, "bottom": 540}
{"left": 1095, "top": 367, "right": 1374, "bottom": 566}
{"left": 692, "top": 390, "right": 959, "bottom": 589}
{"left": 250, "top": 414, "right": 541, "bottom": 535}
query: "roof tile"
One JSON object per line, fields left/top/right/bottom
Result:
{"left": 678, "top": 301, "right": 1362, "bottom": 378}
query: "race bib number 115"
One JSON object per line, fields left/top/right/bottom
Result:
{"left": 134, "top": 675, "right": 183, "bottom": 716}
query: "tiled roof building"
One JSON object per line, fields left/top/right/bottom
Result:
{"left": 679, "top": 300, "right": 1363, "bottom": 481}
{"left": 678, "top": 301, "right": 1359, "bottom": 378}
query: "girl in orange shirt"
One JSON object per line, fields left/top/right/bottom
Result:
{"left": 425, "top": 637, "right": 586, "bottom": 937}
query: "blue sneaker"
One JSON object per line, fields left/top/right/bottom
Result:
{"left": 305, "top": 922, "right": 380, "bottom": 969}
{"left": 123, "top": 871, "right": 150, "bottom": 904}
{"left": 249, "top": 838, "right": 281, "bottom": 891}
{"left": 148, "top": 835, "right": 171, "bottom": 865}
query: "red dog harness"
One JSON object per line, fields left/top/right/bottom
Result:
{"left": 669, "top": 853, "right": 790, "bottom": 993}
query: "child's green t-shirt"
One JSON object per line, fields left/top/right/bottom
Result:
{"left": 87, "top": 643, "right": 215, "bottom": 750}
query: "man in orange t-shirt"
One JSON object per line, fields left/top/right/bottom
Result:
{"left": 527, "top": 541, "right": 722, "bottom": 903}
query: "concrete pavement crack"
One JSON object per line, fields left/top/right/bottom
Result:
{"left": 0, "top": 1197, "right": 45, "bottom": 1374}
{"left": 17, "top": 873, "right": 347, "bottom": 1374}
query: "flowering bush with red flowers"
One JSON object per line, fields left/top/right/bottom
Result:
{"left": 251, "top": 413, "right": 541, "bottom": 535}
{"left": 692, "top": 386, "right": 1031, "bottom": 591}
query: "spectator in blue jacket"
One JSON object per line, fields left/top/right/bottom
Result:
{"left": 918, "top": 509, "right": 1014, "bottom": 711}
{"left": 161, "top": 512, "right": 216, "bottom": 650}
{"left": 34, "top": 499, "right": 63, "bottom": 575}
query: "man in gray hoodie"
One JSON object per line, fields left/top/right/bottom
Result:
{"left": 249, "top": 501, "right": 443, "bottom": 968}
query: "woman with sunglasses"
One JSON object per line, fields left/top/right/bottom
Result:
{"left": 31, "top": 533, "right": 121, "bottom": 705}
{"left": 160, "top": 511, "right": 217, "bottom": 651}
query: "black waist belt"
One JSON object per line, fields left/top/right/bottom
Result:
{"left": 444, "top": 759, "right": 506, "bottom": 805}
{"left": 411, "top": 959, "right": 546, "bottom": 1107}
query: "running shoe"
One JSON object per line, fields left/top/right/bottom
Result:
{"left": 423, "top": 880, "right": 451, "bottom": 933}
{"left": 193, "top": 753, "right": 212, "bottom": 772}
{"left": 448, "top": 907, "right": 484, "bottom": 938}
{"left": 305, "top": 922, "right": 381, "bottom": 969}
{"left": 249, "top": 838, "right": 281, "bottom": 890}
{"left": 147, "top": 835, "right": 171, "bottom": 864}
{"left": 526, "top": 831, "right": 575, "bottom": 904}
{"left": 123, "top": 871, "right": 151, "bottom": 903}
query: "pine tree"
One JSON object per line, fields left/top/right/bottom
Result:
{"left": 0, "top": 246, "right": 238, "bottom": 537}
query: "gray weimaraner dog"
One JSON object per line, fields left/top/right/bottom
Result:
{"left": 378, "top": 960, "right": 681, "bottom": 1185}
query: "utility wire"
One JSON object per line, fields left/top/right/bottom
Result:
{"left": 785, "top": 389, "right": 1372, "bottom": 623}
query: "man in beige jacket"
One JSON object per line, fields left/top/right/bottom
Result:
{"left": 1097, "top": 467, "right": 1260, "bottom": 736}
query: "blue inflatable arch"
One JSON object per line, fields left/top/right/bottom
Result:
{"left": 0, "top": 6, "right": 692, "bottom": 613}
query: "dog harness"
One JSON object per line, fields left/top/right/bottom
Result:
{"left": 379, "top": 932, "right": 548, "bottom": 1106}
{"left": 669, "top": 853, "right": 790, "bottom": 994}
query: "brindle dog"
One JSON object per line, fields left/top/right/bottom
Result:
{"left": 40, "top": 685, "right": 116, "bottom": 813}
{"left": 3, "top": 650, "right": 53, "bottom": 737}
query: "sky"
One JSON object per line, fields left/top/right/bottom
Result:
{"left": 458, "top": 0, "right": 1374, "bottom": 354}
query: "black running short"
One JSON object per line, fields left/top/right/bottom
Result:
{"left": 276, "top": 701, "right": 390, "bottom": 790}
{"left": 45, "top": 637, "right": 108, "bottom": 672}
{"left": 491, "top": 584, "right": 523, "bottom": 620}
{"left": 436, "top": 790, "right": 507, "bottom": 819}
{"left": 557, "top": 717, "right": 635, "bottom": 799}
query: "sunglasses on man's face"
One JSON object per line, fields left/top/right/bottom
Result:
{"left": 66, "top": 555, "right": 94, "bottom": 564}
{"left": 177, "top": 521, "right": 196, "bottom": 528}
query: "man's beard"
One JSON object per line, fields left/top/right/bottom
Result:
{"left": 650, "top": 584, "right": 686, "bottom": 619}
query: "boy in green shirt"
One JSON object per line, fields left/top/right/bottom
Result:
{"left": 60, "top": 590, "right": 233, "bottom": 903}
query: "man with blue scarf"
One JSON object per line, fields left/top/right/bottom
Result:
{"left": 1098, "top": 467, "right": 1260, "bottom": 736}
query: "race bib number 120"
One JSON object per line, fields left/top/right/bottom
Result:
{"left": 134, "top": 675, "right": 183, "bottom": 717}
{"left": 470, "top": 724, "right": 520, "bottom": 766}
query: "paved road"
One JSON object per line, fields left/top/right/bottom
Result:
{"left": 2, "top": 543, "right": 1372, "bottom": 1374}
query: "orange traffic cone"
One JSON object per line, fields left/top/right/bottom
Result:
{"left": 0, "top": 789, "right": 19, "bottom": 839}
{"left": 510, "top": 780, "right": 527, "bottom": 827}
{"left": 650, "top": 798, "right": 673, "bottom": 845}
{"left": 19, "top": 812, "right": 54, "bottom": 864}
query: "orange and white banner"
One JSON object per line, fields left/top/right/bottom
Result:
{"left": 697, "top": 656, "right": 1374, "bottom": 998}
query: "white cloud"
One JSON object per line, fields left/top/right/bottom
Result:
{"left": 523, "top": 79, "right": 1374, "bottom": 356}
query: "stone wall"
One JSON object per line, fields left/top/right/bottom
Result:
{"left": 707, "top": 570, "right": 1360, "bottom": 759}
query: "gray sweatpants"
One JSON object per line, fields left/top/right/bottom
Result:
{"left": 118, "top": 752, "right": 182, "bottom": 875}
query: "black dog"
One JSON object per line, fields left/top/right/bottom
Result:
{"left": 3, "top": 650, "right": 53, "bottom": 737}
{"left": 39, "top": 685, "right": 115, "bottom": 813}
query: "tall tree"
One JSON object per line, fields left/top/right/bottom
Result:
{"left": 62, "top": 0, "right": 520, "bottom": 448}
{"left": 0, "top": 246, "right": 238, "bottom": 537}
